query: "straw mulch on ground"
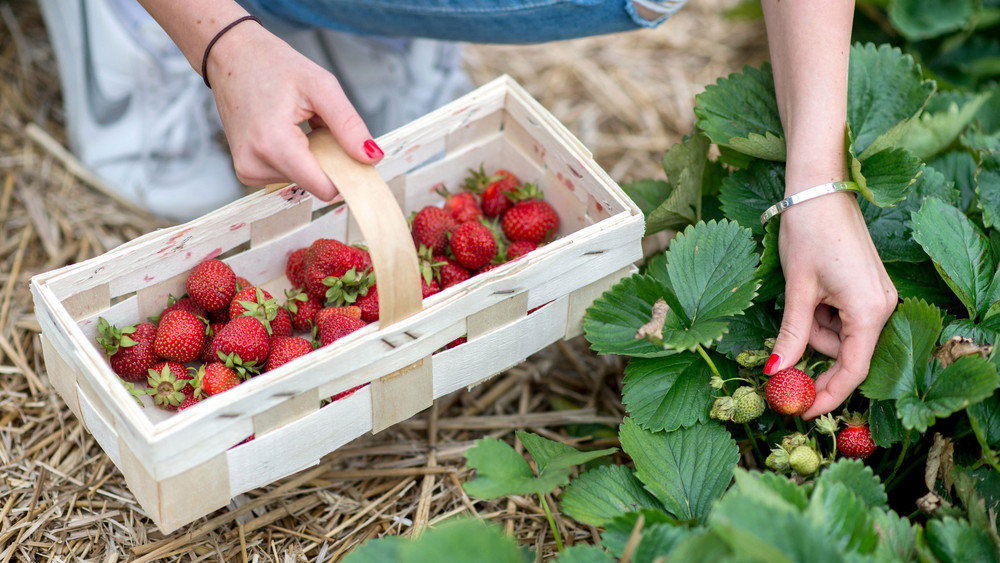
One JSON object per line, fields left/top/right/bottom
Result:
{"left": 0, "top": 1, "right": 767, "bottom": 561}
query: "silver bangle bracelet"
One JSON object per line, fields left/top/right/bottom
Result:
{"left": 760, "top": 181, "right": 859, "bottom": 224}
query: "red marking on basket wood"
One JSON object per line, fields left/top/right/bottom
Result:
{"left": 230, "top": 222, "right": 246, "bottom": 231}
{"left": 143, "top": 275, "right": 155, "bottom": 283}
{"left": 158, "top": 229, "right": 193, "bottom": 254}
{"left": 203, "top": 248, "right": 223, "bottom": 261}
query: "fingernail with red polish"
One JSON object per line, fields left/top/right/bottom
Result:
{"left": 363, "top": 139, "right": 383, "bottom": 160}
{"left": 764, "top": 353, "right": 782, "bottom": 375}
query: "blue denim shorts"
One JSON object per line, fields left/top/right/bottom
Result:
{"left": 237, "top": 0, "right": 688, "bottom": 43}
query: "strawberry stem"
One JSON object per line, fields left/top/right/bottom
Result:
{"left": 538, "top": 493, "right": 564, "bottom": 552}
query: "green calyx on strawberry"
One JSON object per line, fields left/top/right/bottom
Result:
{"left": 462, "top": 166, "right": 520, "bottom": 218}
{"left": 764, "top": 367, "right": 816, "bottom": 416}
{"left": 231, "top": 286, "right": 283, "bottom": 335}
{"left": 120, "top": 378, "right": 149, "bottom": 407}
{"left": 323, "top": 267, "right": 377, "bottom": 306}
{"left": 146, "top": 362, "right": 189, "bottom": 410}
{"left": 836, "top": 411, "right": 877, "bottom": 460}
{"left": 98, "top": 318, "right": 160, "bottom": 381}
{"left": 215, "top": 350, "right": 261, "bottom": 379}
{"left": 97, "top": 317, "right": 137, "bottom": 356}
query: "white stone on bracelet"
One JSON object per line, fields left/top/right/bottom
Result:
{"left": 760, "top": 181, "right": 859, "bottom": 224}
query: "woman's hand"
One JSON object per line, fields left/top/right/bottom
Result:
{"left": 205, "top": 21, "right": 381, "bottom": 200}
{"left": 768, "top": 191, "right": 898, "bottom": 419}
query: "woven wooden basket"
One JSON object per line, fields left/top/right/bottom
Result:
{"left": 29, "top": 75, "right": 644, "bottom": 532}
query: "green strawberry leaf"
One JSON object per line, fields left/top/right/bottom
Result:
{"left": 911, "top": 197, "right": 996, "bottom": 319}
{"left": 462, "top": 437, "right": 536, "bottom": 499}
{"left": 561, "top": 465, "right": 665, "bottom": 527}
{"left": 622, "top": 352, "right": 723, "bottom": 432}
{"left": 976, "top": 151, "right": 1000, "bottom": 229}
{"left": 941, "top": 317, "right": 1000, "bottom": 347}
{"left": 953, "top": 467, "right": 1000, "bottom": 535}
{"left": 515, "top": 431, "right": 617, "bottom": 485}
{"left": 715, "top": 302, "right": 781, "bottom": 361}
{"left": 754, "top": 219, "right": 784, "bottom": 301}
{"left": 888, "top": 0, "right": 978, "bottom": 41}
{"left": 554, "top": 546, "right": 615, "bottom": 563}
{"left": 898, "top": 92, "right": 990, "bottom": 160}
{"left": 862, "top": 298, "right": 944, "bottom": 401}
{"left": 896, "top": 354, "right": 999, "bottom": 433}
{"left": 406, "top": 518, "right": 531, "bottom": 563}
{"left": 621, "top": 178, "right": 672, "bottom": 221}
{"left": 869, "top": 507, "right": 919, "bottom": 563}
{"left": 860, "top": 164, "right": 958, "bottom": 263}
{"left": 600, "top": 510, "right": 679, "bottom": 558}
{"left": 633, "top": 523, "right": 695, "bottom": 563}
{"left": 341, "top": 536, "right": 406, "bottom": 563}
{"left": 731, "top": 469, "right": 809, "bottom": 511}
{"left": 968, "top": 392, "right": 1000, "bottom": 449}
{"left": 805, "top": 481, "right": 880, "bottom": 555}
{"left": 694, "top": 62, "right": 786, "bottom": 161}
{"left": 718, "top": 159, "right": 785, "bottom": 235}
{"left": 930, "top": 150, "right": 979, "bottom": 213}
{"left": 709, "top": 479, "right": 845, "bottom": 563}
{"left": 649, "top": 220, "right": 760, "bottom": 352}
{"left": 926, "top": 517, "right": 999, "bottom": 563}
{"left": 619, "top": 418, "right": 739, "bottom": 522}
{"left": 847, "top": 43, "right": 936, "bottom": 159}
{"left": 851, "top": 144, "right": 923, "bottom": 207}
{"left": 815, "top": 459, "right": 888, "bottom": 510}
{"left": 645, "top": 134, "right": 710, "bottom": 235}
{"left": 869, "top": 399, "right": 908, "bottom": 448}
{"left": 582, "top": 273, "right": 681, "bottom": 358}
{"left": 883, "top": 261, "right": 958, "bottom": 311}
{"left": 660, "top": 529, "right": 734, "bottom": 561}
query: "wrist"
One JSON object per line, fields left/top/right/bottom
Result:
{"left": 204, "top": 17, "right": 266, "bottom": 89}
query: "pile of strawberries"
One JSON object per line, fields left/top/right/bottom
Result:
{"left": 96, "top": 166, "right": 560, "bottom": 423}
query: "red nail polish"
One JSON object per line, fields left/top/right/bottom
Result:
{"left": 764, "top": 353, "right": 782, "bottom": 375}
{"left": 363, "top": 139, "right": 383, "bottom": 160}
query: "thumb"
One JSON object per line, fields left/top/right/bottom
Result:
{"left": 766, "top": 286, "right": 817, "bottom": 375}
{"left": 309, "top": 74, "right": 382, "bottom": 165}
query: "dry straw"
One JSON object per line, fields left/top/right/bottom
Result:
{"left": 0, "top": 1, "right": 766, "bottom": 560}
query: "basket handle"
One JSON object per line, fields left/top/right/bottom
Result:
{"left": 266, "top": 128, "right": 422, "bottom": 326}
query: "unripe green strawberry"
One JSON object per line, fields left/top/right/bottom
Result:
{"left": 732, "top": 386, "right": 766, "bottom": 423}
{"left": 788, "top": 446, "right": 821, "bottom": 476}
{"left": 765, "top": 367, "right": 816, "bottom": 416}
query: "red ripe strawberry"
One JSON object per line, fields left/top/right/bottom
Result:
{"left": 464, "top": 166, "right": 520, "bottom": 218}
{"left": 327, "top": 383, "right": 368, "bottom": 403}
{"left": 179, "top": 393, "right": 203, "bottom": 411}
{"left": 186, "top": 259, "right": 237, "bottom": 311}
{"left": 285, "top": 290, "right": 323, "bottom": 331}
{"left": 837, "top": 413, "right": 877, "bottom": 459}
{"left": 266, "top": 336, "right": 314, "bottom": 371}
{"left": 98, "top": 319, "right": 160, "bottom": 381}
{"left": 476, "top": 263, "right": 503, "bottom": 275}
{"left": 303, "top": 240, "right": 368, "bottom": 302}
{"left": 422, "top": 278, "right": 441, "bottom": 298}
{"left": 434, "top": 255, "right": 471, "bottom": 288}
{"left": 159, "top": 295, "right": 207, "bottom": 321}
{"left": 234, "top": 276, "right": 253, "bottom": 292}
{"left": 146, "top": 361, "right": 189, "bottom": 410}
{"left": 315, "top": 306, "right": 363, "bottom": 331}
{"left": 506, "top": 240, "right": 537, "bottom": 261}
{"left": 153, "top": 310, "right": 205, "bottom": 363}
{"left": 270, "top": 306, "right": 293, "bottom": 337}
{"left": 450, "top": 221, "right": 498, "bottom": 270}
{"left": 285, "top": 247, "right": 309, "bottom": 288}
{"left": 319, "top": 314, "right": 369, "bottom": 346}
{"left": 765, "top": 367, "right": 816, "bottom": 416}
{"left": 354, "top": 286, "right": 380, "bottom": 322}
{"left": 201, "top": 322, "right": 227, "bottom": 362}
{"left": 210, "top": 316, "right": 270, "bottom": 367}
{"left": 439, "top": 186, "right": 483, "bottom": 223}
{"left": 502, "top": 199, "right": 559, "bottom": 244}
{"left": 198, "top": 362, "right": 241, "bottom": 396}
{"left": 446, "top": 336, "right": 467, "bottom": 349}
{"left": 411, "top": 206, "right": 458, "bottom": 255}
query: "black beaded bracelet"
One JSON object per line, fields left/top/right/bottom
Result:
{"left": 201, "top": 15, "right": 261, "bottom": 89}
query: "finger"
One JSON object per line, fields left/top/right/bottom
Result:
{"left": 766, "top": 282, "right": 818, "bottom": 375}
{"left": 801, "top": 331, "right": 878, "bottom": 419}
{"left": 308, "top": 74, "right": 382, "bottom": 165}
{"left": 808, "top": 322, "right": 841, "bottom": 358}
{"left": 263, "top": 128, "right": 339, "bottom": 201}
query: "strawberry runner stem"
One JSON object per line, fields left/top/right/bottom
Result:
{"left": 696, "top": 344, "right": 766, "bottom": 466}
{"left": 539, "top": 494, "right": 564, "bottom": 552}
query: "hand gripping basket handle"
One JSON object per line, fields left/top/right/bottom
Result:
{"left": 267, "top": 128, "right": 422, "bottom": 326}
